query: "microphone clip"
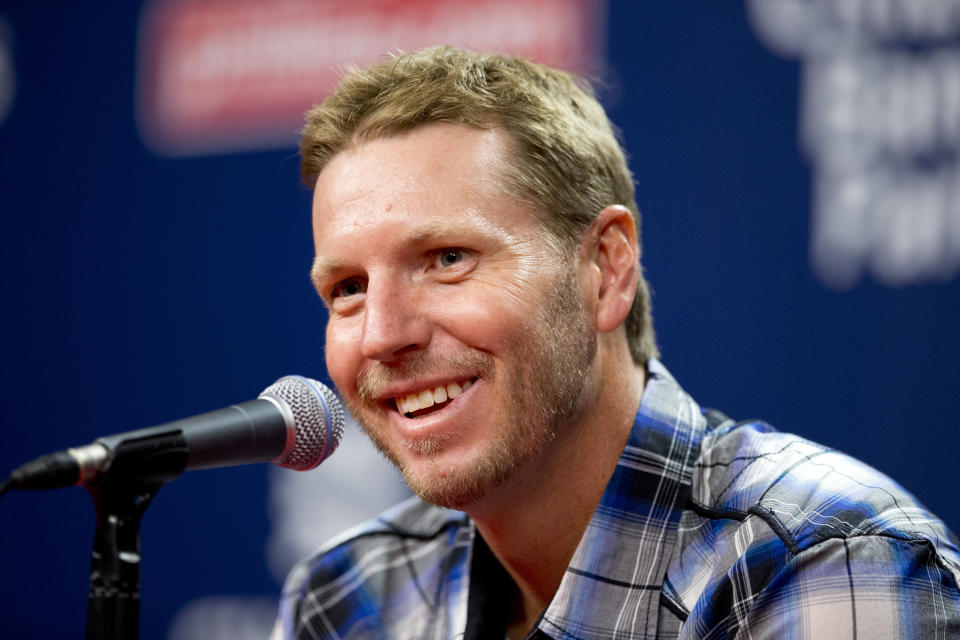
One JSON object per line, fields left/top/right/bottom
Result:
{"left": 84, "top": 431, "right": 189, "bottom": 640}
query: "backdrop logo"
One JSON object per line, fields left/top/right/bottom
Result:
{"left": 136, "top": 0, "right": 605, "bottom": 157}
{"left": 748, "top": 0, "right": 960, "bottom": 288}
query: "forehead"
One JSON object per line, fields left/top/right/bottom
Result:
{"left": 310, "top": 123, "right": 540, "bottom": 251}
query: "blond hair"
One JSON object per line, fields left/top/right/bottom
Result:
{"left": 300, "top": 46, "right": 658, "bottom": 364}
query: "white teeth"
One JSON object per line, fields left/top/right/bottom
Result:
{"left": 418, "top": 390, "right": 435, "bottom": 409}
{"left": 404, "top": 394, "right": 420, "bottom": 412}
{"left": 396, "top": 379, "right": 475, "bottom": 414}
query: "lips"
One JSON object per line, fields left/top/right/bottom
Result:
{"left": 377, "top": 375, "right": 484, "bottom": 455}
{"left": 396, "top": 378, "right": 475, "bottom": 417}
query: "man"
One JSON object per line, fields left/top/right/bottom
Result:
{"left": 273, "top": 46, "right": 960, "bottom": 639}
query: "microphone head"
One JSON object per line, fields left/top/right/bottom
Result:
{"left": 259, "top": 376, "right": 344, "bottom": 471}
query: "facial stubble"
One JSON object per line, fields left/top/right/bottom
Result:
{"left": 346, "top": 262, "right": 596, "bottom": 509}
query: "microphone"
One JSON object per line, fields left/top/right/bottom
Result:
{"left": 5, "top": 376, "right": 344, "bottom": 492}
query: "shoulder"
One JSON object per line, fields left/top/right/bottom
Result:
{"left": 661, "top": 417, "right": 960, "bottom": 636}
{"left": 275, "top": 496, "right": 473, "bottom": 640}
{"left": 693, "top": 418, "right": 959, "bottom": 557}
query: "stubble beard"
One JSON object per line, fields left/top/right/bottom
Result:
{"left": 345, "top": 263, "right": 596, "bottom": 510}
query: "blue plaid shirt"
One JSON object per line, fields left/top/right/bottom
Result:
{"left": 274, "top": 360, "right": 960, "bottom": 638}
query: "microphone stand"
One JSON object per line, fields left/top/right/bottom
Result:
{"left": 84, "top": 432, "right": 188, "bottom": 640}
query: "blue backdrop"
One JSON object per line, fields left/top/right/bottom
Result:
{"left": 1, "top": 3, "right": 957, "bottom": 638}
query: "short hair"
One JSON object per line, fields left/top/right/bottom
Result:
{"left": 300, "top": 45, "right": 658, "bottom": 364}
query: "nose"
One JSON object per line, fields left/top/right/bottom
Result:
{"left": 359, "top": 280, "right": 430, "bottom": 362}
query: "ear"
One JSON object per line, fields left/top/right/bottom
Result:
{"left": 580, "top": 205, "right": 639, "bottom": 333}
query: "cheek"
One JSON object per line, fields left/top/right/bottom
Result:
{"left": 432, "top": 292, "right": 530, "bottom": 351}
{"left": 324, "top": 321, "right": 362, "bottom": 397}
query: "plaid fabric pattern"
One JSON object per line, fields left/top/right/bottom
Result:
{"left": 274, "top": 360, "right": 960, "bottom": 639}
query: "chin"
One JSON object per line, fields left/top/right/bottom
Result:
{"left": 399, "top": 441, "right": 527, "bottom": 511}
{"left": 405, "top": 472, "right": 492, "bottom": 510}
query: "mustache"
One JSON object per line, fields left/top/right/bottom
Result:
{"left": 356, "top": 350, "right": 495, "bottom": 402}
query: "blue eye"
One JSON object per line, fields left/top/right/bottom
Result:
{"left": 331, "top": 278, "right": 365, "bottom": 299}
{"left": 438, "top": 248, "right": 464, "bottom": 267}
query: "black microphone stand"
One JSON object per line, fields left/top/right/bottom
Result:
{"left": 84, "top": 432, "right": 188, "bottom": 640}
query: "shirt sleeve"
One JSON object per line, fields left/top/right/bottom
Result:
{"left": 736, "top": 535, "right": 960, "bottom": 639}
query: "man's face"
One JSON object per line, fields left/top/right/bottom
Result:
{"left": 310, "top": 123, "right": 596, "bottom": 509}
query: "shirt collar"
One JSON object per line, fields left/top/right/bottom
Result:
{"left": 539, "top": 359, "right": 706, "bottom": 639}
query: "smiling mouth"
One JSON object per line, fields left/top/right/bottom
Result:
{"left": 394, "top": 378, "right": 475, "bottom": 418}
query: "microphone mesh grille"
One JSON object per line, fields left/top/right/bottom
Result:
{"left": 260, "top": 376, "right": 344, "bottom": 471}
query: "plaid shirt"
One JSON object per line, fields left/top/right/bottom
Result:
{"left": 274, "top": 360, "right": 960, "bottom": 639}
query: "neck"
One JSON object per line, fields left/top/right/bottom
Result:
{"left": 465, "top": 356, "right": 647, "bottom": 633}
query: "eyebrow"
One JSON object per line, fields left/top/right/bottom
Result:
{"left": 405, "top": 219, "right": 467, "bottom": 244}
{"left": 309, "top": 255, "right": 346, "bottom": 292}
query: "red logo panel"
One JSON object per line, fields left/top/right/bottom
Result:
{"left": 137, "top": 0, "right": 605, "bottom": 156}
